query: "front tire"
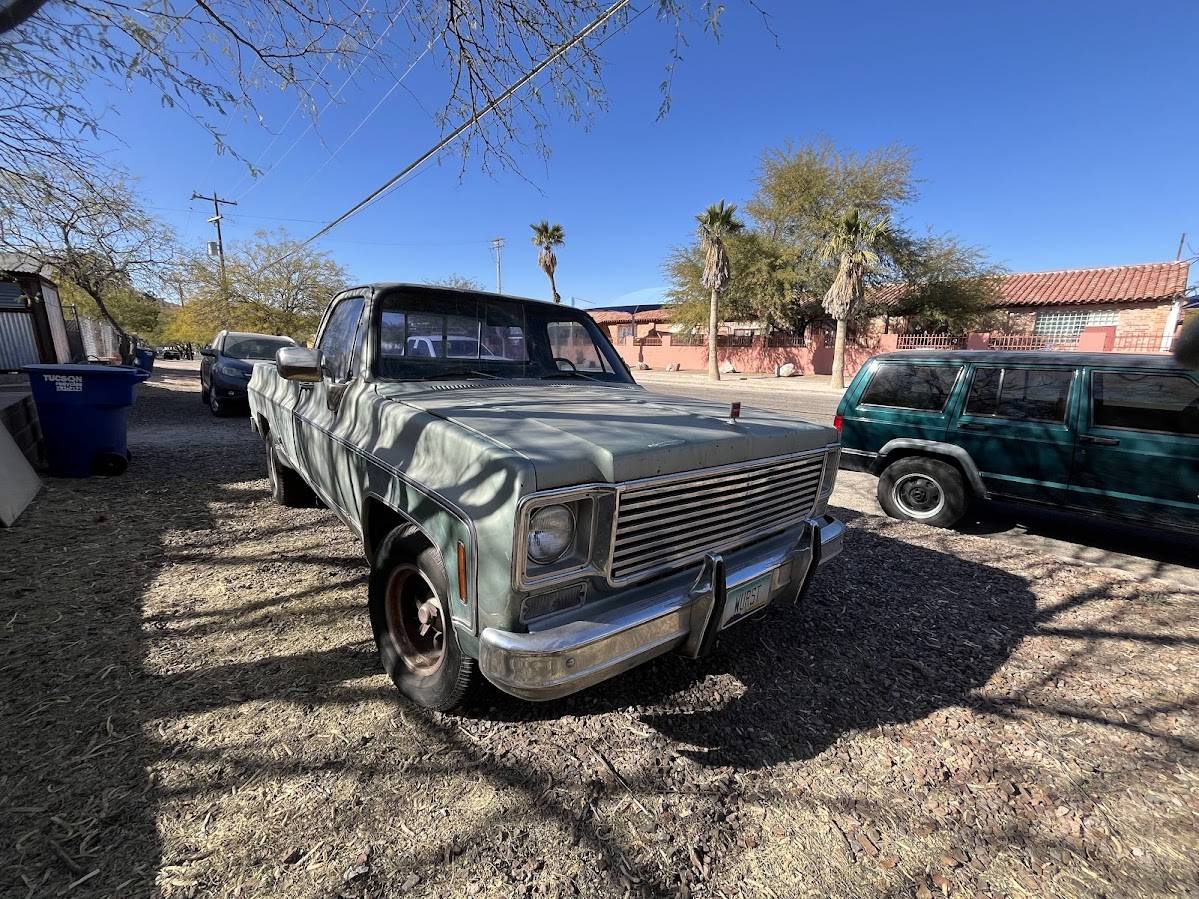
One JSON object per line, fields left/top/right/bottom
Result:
{"left": 877, "top": 456, "right": 967, "bottom": 528}
{"left": 209, "top": 388, "right": 229, "bottom": 416}
{"left": 368, "top": 528, "right": 477, "bottom": 710}
{"left": 267, "top": 443, "right": 316, "bottom": 507}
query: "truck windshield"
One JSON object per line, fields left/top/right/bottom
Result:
{"left": 373, "top": 289, "right": 633, "bottom": 384}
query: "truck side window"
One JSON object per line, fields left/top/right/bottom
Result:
{"left": 859, "top": 363, "right": 961, "bottom": 411}
{"left": 547, "top": 321, "right": 611, "bottom": 372}
{"left": 318, "top": 296, "right": 365, "bottom": 380}
{"left": 1093, "top": 371, "right": 1199, "bottom": 436}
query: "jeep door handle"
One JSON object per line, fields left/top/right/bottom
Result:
{"left": 1080, "top": 434, "right": 1120, "bottom": 446}
{"left": 958, "top": 422, "right": 989, "bottom": 431}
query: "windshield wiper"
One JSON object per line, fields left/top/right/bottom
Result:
{"left": 409, "top": 369, "right": 502, "bottom": 381}
{"left": 538, "top": 369, "right": 603, "bottom": 383}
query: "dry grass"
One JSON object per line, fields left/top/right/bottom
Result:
{"left": 1, "top": 361, "right": 1196, "bottom": 899}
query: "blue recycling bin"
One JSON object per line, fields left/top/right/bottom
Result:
{"left": 23, "top": 364, "right": 150, "bottom": 477}
{"left": 134, "top": 347, "right": 156, "bottom": 373}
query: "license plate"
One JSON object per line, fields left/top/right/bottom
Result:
{"left": 722, "top": 573, "right": 772, "bottom": 627}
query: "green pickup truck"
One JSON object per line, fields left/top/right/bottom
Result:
{"left": 836, "top": 351, "right": 1199, "bottom": 533}
{"left": 249, "top": 284, "right": 844, "bottom": 709}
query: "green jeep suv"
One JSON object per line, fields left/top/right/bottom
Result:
{"left": 835, "top": 351, "right": 1199, "bottom": 533}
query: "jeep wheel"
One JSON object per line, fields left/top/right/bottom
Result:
{"left": 368, "top": 528, "right": 477, "bottom": 710}
{"left": 267, "top": 443, "right": 316, "bottom": 507}
{"left": 877, "top": 457, "right": 966, "bottom": 528}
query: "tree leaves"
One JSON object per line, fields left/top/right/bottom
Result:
{"left": 665, "top": 139, "right": 1003, "bottom": 336}
{"left": 170, "top": 228, "right": 349, "bottom": 343}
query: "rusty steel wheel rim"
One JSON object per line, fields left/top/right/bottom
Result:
{"left": 384, "top": 564, "right": 446, "bottom": 676}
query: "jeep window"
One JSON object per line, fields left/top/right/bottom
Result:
{"left": 1092, "top": 371, "right": 1199, "bottom": 436}
{"left": 317, "top": 296, "right": 365, "bottom": 380}
{"left": 374, "top": 289, "right": 632, "bottom": 383}
{"left": 965, "top": 367, "right": 1072, "bottom": 422}
{"left": 859, "top": 363, "right": 961, "bottom": 411}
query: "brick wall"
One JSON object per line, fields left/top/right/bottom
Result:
{"left": 1116, "top": 302, "right": 1172, "bottom": 337}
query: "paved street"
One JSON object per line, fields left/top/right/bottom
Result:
{"left": 640, "top": 374, "right": 1199, "bottom": 589}
{"left": 636, "top": 372, "right": 845, "bottom": 422}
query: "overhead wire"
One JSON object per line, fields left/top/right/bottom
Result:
{"left": 236, "top": 0, "right": 415, "bottom": 202}
{"left": 254, "top": 0, "right": 636, "bottom": 275}
{"left": 302, "top": 29, "right": 443, "bottom": 185}
{"left": 227, "top": 0, "right": 374, "bottom": 198}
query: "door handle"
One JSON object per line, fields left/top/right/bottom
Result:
{"left": 1080, "top": 434, "right": 1120, "bottom": 446}
{"left": 958, "top": 422, "right": 989, "bottom": 431}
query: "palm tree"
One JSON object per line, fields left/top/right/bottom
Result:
{"left": 530, "top": 221, "right": 565, "bottom": 303}
{"left": 696, "top": 200, "right": 744, "bottom": 381}
{"left": 820, "top": 208, "right": 891, "bottom": 389}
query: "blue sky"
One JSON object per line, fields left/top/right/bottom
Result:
{"left": 94, "top": 1, "right": 1198, "bottom": 307}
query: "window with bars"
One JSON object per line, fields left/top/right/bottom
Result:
{"left": 1033, "top": 309, "right": 1118, "bottom": 341}
{"left": 616, "top": 324, "right": 634, "bottom": 342}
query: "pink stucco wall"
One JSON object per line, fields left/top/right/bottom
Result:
{"left": 611, "top": 333, "right": 894, "bottom": 377}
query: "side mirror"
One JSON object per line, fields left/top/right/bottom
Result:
{"left": 200, "top": 347, "right": 215, "bottom": 357}
{"left": 277, "top": 346, "right": 323, "bottom": 382}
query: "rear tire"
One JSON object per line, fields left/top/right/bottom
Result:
{"left": 877, "top": 456, "right": 967, "bottom": 528}
{"left": 267, "top": 443, "right": 316, "bottom": 507}
{"left": 368, "top": 527, "right": 478, "bottom": 710}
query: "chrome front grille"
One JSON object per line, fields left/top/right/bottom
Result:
{"left": 609, "top": 450, "right": 827, "bottom": 584}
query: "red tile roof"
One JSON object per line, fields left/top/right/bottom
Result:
{"left": 875, "top": 261, "right": 1189, "bottom": 309}
{"left": 996, "top": 261, "right": 1189, "bottom": 307}
{"left": 588, "top": 308, "right": 671, "bottom": 323}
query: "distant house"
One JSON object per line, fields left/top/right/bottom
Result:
{"left": 0, "top": 255, "right": 71, "bottom": 370}
{"left": 881, "top": 260, "right": 1191, "bottom": 352}
{"left": 589, "top": 260, "right": 1192, "bottom": 375}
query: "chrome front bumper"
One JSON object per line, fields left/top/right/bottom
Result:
{"left": 479, "top": 515, "right": 845, "bottom": 701}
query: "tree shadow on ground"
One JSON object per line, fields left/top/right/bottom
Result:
{"left": 469, "top": 506, "right": 1037, "bottom": 769}
{"left": 0, "top": 376, "right": 267, "bottom": 898}
{"left": 957, "top": 499, "right": 1199, "bottom": 583}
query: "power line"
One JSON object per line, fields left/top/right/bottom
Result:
{"left": 305, "top": 2, "right": 650, "bottom": 187}
{"left": 227, "top": 0, "right": 374, "bottom": 197}
{"left": 236, "top": 0, "right": 413, "bottom": 202}
{"left": 256, "top": 0, "right": 634, "bottom": 275}
{"left": 303, "top": 30, "right": 442, "bottom": 185}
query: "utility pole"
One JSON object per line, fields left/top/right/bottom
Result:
{"left": 1161, "top": 231, "right": 1190, "bottom": 352}
{"left": 490, "top": 237, "right": 505, "bottom": 294}
{"left": 192, "top": 190, "right": 238, "bottom": 291}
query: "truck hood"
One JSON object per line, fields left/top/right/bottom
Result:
{"left": 376, "top": 382, "right": 837, "bottom": 490}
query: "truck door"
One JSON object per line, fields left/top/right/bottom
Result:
{"left": 1069, "top": 367, "right": 1199, "bottom": 530}
{"left": 294, "top": 295, "right": 368, "bottom": 525}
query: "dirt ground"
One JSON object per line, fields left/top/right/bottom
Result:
{"left": 2, "top": 361, "right": 1197, "bottom": 899}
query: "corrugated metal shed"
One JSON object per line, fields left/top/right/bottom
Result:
{"left": 0, "top": 312, "right": 40, "bottom": 369}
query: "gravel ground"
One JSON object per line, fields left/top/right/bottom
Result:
{"left": 2, "top": 361, "right": 1197, "bottom": 899}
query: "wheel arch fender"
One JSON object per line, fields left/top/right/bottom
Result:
{"left": 877, "top": 439, "right": 988, "bottom": 498}
{"left": 361, "top": 493, "right": 437, "bottom": 565}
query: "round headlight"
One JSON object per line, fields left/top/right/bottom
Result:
{"left": 527, "top": 504, "right": 574, "bottom": 564}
